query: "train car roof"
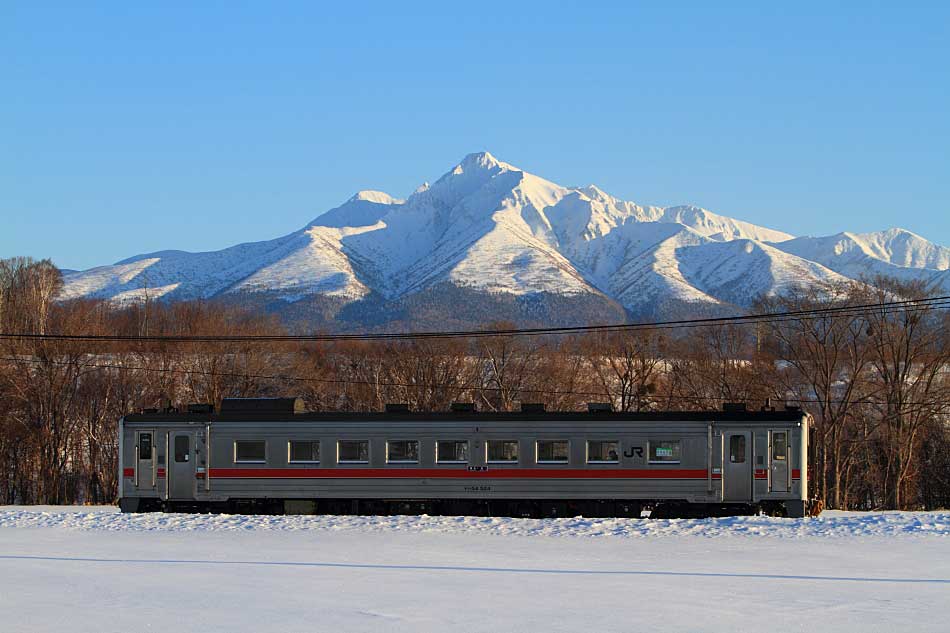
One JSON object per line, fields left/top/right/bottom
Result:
{"left": 123, "top": 409, "right": 808, "bottom": 424}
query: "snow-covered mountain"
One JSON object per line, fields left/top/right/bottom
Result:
{"left": 771, "top": 229, "right": 950, "bottom": 289}
{"left": 60, "top": 152, "right": 948, "bottom": 324}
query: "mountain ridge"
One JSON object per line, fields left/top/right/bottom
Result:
{"left": 59, "top": 151, "right": 948, "bottom": 325}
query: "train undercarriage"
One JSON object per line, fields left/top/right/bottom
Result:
{"left": 122, "top": 497, "right": 816, "bottom": 518}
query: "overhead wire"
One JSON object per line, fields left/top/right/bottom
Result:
{"left": 1, "top": 294, "right": 947, "bottom": 409}
{"left": 0, "top": 295, "right": 947, "bottom": 344}
{"left": 2, "top": 355, "right": 946, "bottom": 409}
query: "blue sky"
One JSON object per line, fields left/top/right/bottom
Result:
{"left": 2, "top": 2, "right": 948, "bottom": 270}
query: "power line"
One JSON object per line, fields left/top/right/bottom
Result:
{"left": 1, "top": 296, "right": 948, "bottom": 344}
{"left": 3, "top": 354, "right": 947, "bottom": 409}
{"left": 0, "top": 355, "right": 612, "bottom": 399}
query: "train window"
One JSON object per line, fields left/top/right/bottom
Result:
{"left": 486, "top": 440, "right": 519, "bottom": 463}
{"left": 138, "top": 433, "right": 152, "bottom": 459}
{"left": 289, "top": 440, "right": 320, "bottom": 463}
{"left": 234, "top": 440, "right": 266, "bottom": 463}
{"left": 436, "top": 440, "right": 469, "bottom": 463}
{"left": 772, "top": 433, "right": 787, "bottom": 461}
{"left": 338, "top": 440, "right": 369, "bottom": 464}
{"left": 587, "top": 440, "right": 619, "bottom": 463}
{"left": 536, "top": 440, "right": 569, "bottom": 464}
{"left": 649, "top": 441, "right": 681, "bottom": 464}
{"left": 729, "top": 436, "right": 746, "bottom": 463}
{"left": 174, "top": 436, "right": 189, "bottom": 463}
{"left": 386, "top": 440, "right": 419, "bottom": 463}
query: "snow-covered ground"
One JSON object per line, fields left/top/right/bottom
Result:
{"left": 1, "top": 507, "right": 948, "bottom": 632}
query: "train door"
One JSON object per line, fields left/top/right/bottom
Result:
{"left": 769, "top": 430, "right": 789, "bottom": 493}
{"left": 169, "top": 431, "right": 195, "bottom": 500}
{"left": 723, "top": 431, "right": 752, "bottom": 502}
{"left": 134, "top": 430, "right": 156, "bottom": 489}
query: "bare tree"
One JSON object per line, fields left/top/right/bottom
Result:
{"left": 474, "top": 324, "right": 544, "bottom": 411}
{"left": 587, "top": 330, "right": 666, "bottom": 412}
{"left": 665, "top": 324, "right": 779, "bottom": 412}
{"left": 859, "top": 278, "right": 950, "bottom": 509}
{"left": 758, "top": 282, "right": 874, "bottom": 508}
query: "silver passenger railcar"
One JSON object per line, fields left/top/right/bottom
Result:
{"left": 118, "top": 398, "right": 812, "bottom": 517}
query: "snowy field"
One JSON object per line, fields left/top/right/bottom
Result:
{"left": 1, "top": 507, "right": 948, "bottom": 633}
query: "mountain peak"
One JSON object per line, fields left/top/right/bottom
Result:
{"left": 309, "top": 190, "right": 402, "bottom": 228}
{"left": 452, "top": 151, "right": 517, "bottom": 175}
{"left": 348, "top": 190, "right": 400, "bottom": 205}
{"left": 839, "top": 227, "right": 923, "bottom": 242}
{"left": 579, "top": 184, "right": 609, "bottom": 200}
{"left": 423, "top": 151, "right": 523, "bottom": 207}
{"left": 878, "top": 227, "right": 926, "bottom": 241}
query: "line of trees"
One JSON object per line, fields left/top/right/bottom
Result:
{"left": 1, "top": 257, "right": 948, "bottom": 509}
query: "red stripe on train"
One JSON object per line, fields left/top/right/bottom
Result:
{"left": 207, "top": 468, "right": 719, "bottom": 479}
{"left": 122, "top": 467, "right": 800, "bottom": 480}
{"left": 755, "top": 469, "right": 803, "bottom": 480}
{"left": 122, "top": 467, "right": 164, "bottom": 478}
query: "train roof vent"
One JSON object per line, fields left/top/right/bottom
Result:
{"left": 722, "top": 402, "right": 747, "bottom": 412}
{"left": 385, "top": 403, "right": 411, "bottom": 413}
{"left": 220, "top": 397, "right": 305, "bottom": 415}
{"left": 187, "top": 403, "right": 214, "bottom": 415}
{"left": 587, "top": 402, "right": 613, "bottom": 413}
{"left": 784, "top": 403, "right": 802, "bottom": 412}
{"left": 450, "top": 402, "right": 476, "bottom": 413}
{"left": 520, "top": 402, "right": 546, "bottom": 413}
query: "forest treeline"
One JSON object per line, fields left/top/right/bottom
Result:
{"left": 1, "top": 256, "right": 948, "bottom": 510}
